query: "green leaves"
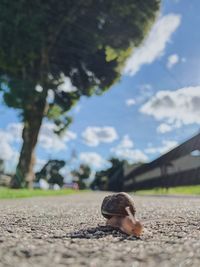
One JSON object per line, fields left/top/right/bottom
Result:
{"left": 0, "top": 1, "right": 160, "bottom": 118}
{"left": 0, "top": 0, "right": 160, "bottom": 150}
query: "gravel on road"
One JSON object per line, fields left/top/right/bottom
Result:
{"left": 0, "top": 192, "right": 199, "bottom": 267}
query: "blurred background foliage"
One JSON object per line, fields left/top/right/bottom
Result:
{"left": 0, "top": 0, "right": 160, "bottom": 188}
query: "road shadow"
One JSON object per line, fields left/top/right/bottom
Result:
{"left": 66, "top": 225, "right": 140, "bottom": 241}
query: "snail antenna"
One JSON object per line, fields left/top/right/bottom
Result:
{"left": 125, "top": 206, "right": 136, "bottom": 223}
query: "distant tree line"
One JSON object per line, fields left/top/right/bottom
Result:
{"left": 91, "top": 158, "right": 127, "bottom": 192}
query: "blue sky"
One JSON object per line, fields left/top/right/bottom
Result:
{"left": 1, "top": 0, "right": 200, "bottom": 175}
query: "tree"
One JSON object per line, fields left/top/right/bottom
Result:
{"left": 106, "top": 158, "right": 127, "bottom": 191}
{"left": 35, "top": 159, "right": 65, "bottom": 187}
{"left": 0, "top": 159, "right": 4, "bottom": 174}
{"left": 90, "top": 170, "right": 108, "bottom": 191}
{"left": 71, "top": 164, "right": 91, "bottom": 189}
{"left": 91, "top": 158, "right": 127, "bottom": 191}
{"left": 0, "top": 0, "right": 160, "bottom": 187}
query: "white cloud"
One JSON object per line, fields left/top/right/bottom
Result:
{"left": 111, "top": 135, "right": 148, "bottom": 163}
{"left": 0, "top": 130, "right": 19, "bottom": 161}
{"left": 0, "top": 122, "right": 76, "bottom": 173}
{"left": 126, "top": 99, "right": 136, "bottom": 107}
{"left": 157, "top": 123, "right": 173, "bottom": 134}
{"left": 0, "top": 128, "right": 20, "bottom": 173}
{"left": 82, "top": 126, "right": 118, "bottom": 147}
{"left": 57, "top": 73, "right": 77, "bottom": 93}
{"left": 79, "top": 152, "right": 110, "bottom": 170}
{"left": 157, "top": 121, "right": 182, "bottom": 134}
{"left": 113, "top": 148, "right": 148, "bottom": 163}
{"left": 38, "top": 123, "right": 77, "bottom": 152}
{"left": 140, "top": 86, "right": 200, "bottom": 127}
{"left": 124, "top": 14, "right": 181, "bottom": 76}
{"left": 145, "top": 140, "right": 178, "bottom": 155}
{"left": 126, "top": 84, "right": 154, "bottom": 106}
{"left": 6, "top": 123, "right": 23, "bottom": 142}
{"left": 2, "top": 122, "right": 77, "bottom": 154}
{"left": 167, "top": 54, "right": 179, "bottom": 68}
{"left": 116, "top": 135, "right": 134, "bottom": 149}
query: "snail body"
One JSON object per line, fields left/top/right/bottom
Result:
{"left": 101, "top": 192, "right": 143, "bottom": 237}
{"left": 106, "top": 215, "right": 143, "bottom": 237}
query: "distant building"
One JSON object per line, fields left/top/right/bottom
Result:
{"left": 0, "top": 174, "right": 12, "bottom": 187}
{"left": 123, "top": 133, "right": 200, "bottom": 191}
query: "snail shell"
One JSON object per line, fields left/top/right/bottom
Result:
{"left": 101, "top": 192, "right": 136, "bottom": 219}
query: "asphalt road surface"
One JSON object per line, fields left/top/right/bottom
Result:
{"left": 0, "top": 192, "right": 200, "bottom": 267}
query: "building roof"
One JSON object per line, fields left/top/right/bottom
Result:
{"left": 124, "top": 132, "right": 200, "bottom": 181}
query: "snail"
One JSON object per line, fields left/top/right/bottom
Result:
{"left": 101, "top": 192, "right": 143, "bottom": 237}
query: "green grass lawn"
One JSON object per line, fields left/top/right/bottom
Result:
{"left": 0, "top": 187, "right": 82, "bottom": 199}
{"left": 135, "top": 185, "right": 200, "bottom": 196}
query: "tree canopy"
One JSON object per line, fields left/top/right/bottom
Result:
{"left": 0, "top": 0, "right": 160, "bottom": 187}
{"left": 35, "top": 159, "right": 65, "bottom": 187}
{"left": 0, "top": 0, "right": 160, "bottom": 127}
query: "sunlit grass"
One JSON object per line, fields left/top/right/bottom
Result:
{"left": 0, "top": 187, "right": 83, "bottom": 199}
{"left": 135, "top": 185, "right": 200, "bottom": 196}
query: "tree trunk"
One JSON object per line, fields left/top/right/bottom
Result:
{"left": 11, "top": 97, "right": 47, "bottom": 188}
